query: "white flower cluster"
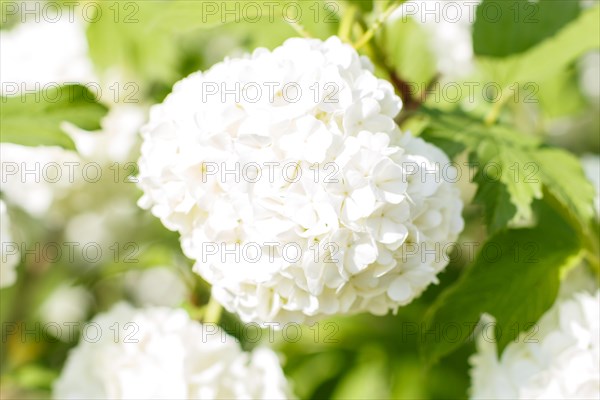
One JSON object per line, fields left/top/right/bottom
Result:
{"left": 469, "top": 290, "right": 600, "bottom": 399}
{"left": 0, "top": 17, "right": 145, "bottom": 220}
{"left": 53, "top": 303, "right": 292, "bottom": 399}
{"left": 138, "top": 37, "right": 464, "bottom": 324}
{"left": 0, "top": 18, "right": 95, "bottom": 90}
{"left": 0, "top": 200, "right": 19, "bottom": 288}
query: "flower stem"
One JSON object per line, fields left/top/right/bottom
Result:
{"left": 339, "top": 5, "right": 358, "bottom": 43}
{"left": 287, "top": 20, "right": 312, "bottom": 39}
{"left": 353, "top": 1, "right": 404, "bottom": 50}
{"left": 203, "top": 295, "right": 223, "bottom": 324}
{"left": 484, "top": 86, "right": 514, "bottom": 126}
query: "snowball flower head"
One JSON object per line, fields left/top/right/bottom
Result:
{"left": 53, "top": 303, "right": 292, "bottom": 399}
{"left": 470, "top": 290, "right": 600, "bottom": 399}
{"left": 0, "top": 200, "right": 19, "bottom": 288}
{"left": 137, "top": 36, "right": 464, "bottom": 324}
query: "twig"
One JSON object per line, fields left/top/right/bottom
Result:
{"left": 202, "top": 295, "right": 223, "bottom": 324}
{"left": 353, "top": 1, "right": 404, "bottom": 50}
{"left": 287, "top": 20, "right": 312, "bottom": 38}
{"left": 339, "top": 5, "right": 358, "bottom": 43}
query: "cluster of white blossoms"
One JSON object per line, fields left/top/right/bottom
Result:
{"left": 0, "top": 16, "right": 145, "bottom": 220}
{"left": 469, "top": 290, "right": 600, "bottom": 399}
{"left": 138, "top": 36, "right": 464, "bottom": 324}
{"left": 0, "top": 17, "right": 95, "bottom": 89}
{"left": 0, "top": 200, "right": 19, "bottom": 288}
{"left": 53, "top": 304, "right": 291, "bottom": 399}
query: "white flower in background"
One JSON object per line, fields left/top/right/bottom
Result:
{"left": 65, "top": 105, "right": 146, "bottom": 164}
{"left": 581, "top": 154, "right": 600, "bottom": 218}
{"left": 0, "top": 16, "right": 145, "bottom": 219}
{"left": 39, "top": 284, "right": 92, "bottom": 330}
{"left": 0, "top": 15, "right": 89, "bottom": 218}
{"left": 0, "top": 200, "right": 19, "bottom": 288}
{"left": 469, "top": 290, "right": 600, "bottom": 400}
{"left": 0, "top": 105, "right": 144, "bottom": 219}
{"left": 63, "top": 196, "right": 140, "bottom": 253}
{"left": 0, "top": 144, "right": 81, "bottom": 218}
{"left": 53, "top": 303, "right": 292, "bottom": 399}
{"left": 138, "top": 37, "right": 464, "bottom": 324}
{"left": 578, "top": 51, "right": 600, "bottom": 103}
{"left": 125, "top": 267, "right": 189, "bottom": 307}
{"left": 391, "top": 0, "right": 481, "bottom": 78}
{"left": 0, "top": 106, "right": 143, "bottom": 220}
{"left": 0, "top": 18, "right": 95, "bottom": 92}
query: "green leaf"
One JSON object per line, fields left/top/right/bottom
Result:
{"left": 476, "top": 4, "right": 600, "bottom": 87}
{"left": 421, "top": 108, "right": 596, "bottom": 235}
{"left": 381, "top": 17, "right": 437, "bottom": 87}
{"left": 86, "top": 1, "right": 179, "bottom": 85}
{"left": 86, "top": 0, "right": 270, "bottom": 85}
{"left": 421, "top": 200, "right": 582, "bottom": 364}
{"left": 85, "top": 1, "right": 339, "bottom": 88}
{"left": 14, "top": 364, "right": 58, "bottom": 390}
{"left": 536, "top": 67, "right": 587, "bottom": 118}
{"left": 332, "top": 347, "right": 390, "bottom": 399}
{"left": 472, "top": 173, "right": 516, "bottom": 233}
{"left": 0, "top": 84, "right": 108, "bottom": 149}
{"left": 473, "top": 0, "right": 580, "bottom": 58}
{"left": 346, "top": 0, "right": 373, "bottom": 12}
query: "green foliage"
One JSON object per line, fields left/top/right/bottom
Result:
{"left": 381, "top": 17, "right": 437, "bottom": 86}
{"left": 85, "top": 1, "right": 182, "bottom": 86}
{"left": 473, "top": 0, "right": 580, "bottom": 57}
{"left": 421, "top": 108, "right": 596, "bottom": 235}
{"left": 536, "top": 67, "right": 588, "bottom": 118}
{"left": 476, "top": 4, "right": 599, "bottom": 88}
{"left": 86, "top": 0, "right": 339, "bottom": 89}
{"left": 421, "top": 201, "right": 582, "bottom": 364}
{"left": 0, "top": 84, "right": 108, "bottom": 149}
{"left": 346, "top": 0, "right": 373, "bottom": 12}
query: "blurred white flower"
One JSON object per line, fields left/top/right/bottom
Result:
{"left": 138, "top": 36, "right": 464, "bottom": 324}
{"left": 0, "top": 17, "right": 95, "bottom": 92}
{"left": 0, "top": 104, "right": 143, "bottom": 220}
{"left": 0, "top": 15, "right": 145, "bottom": 220}
{"left": 125, "top": 267, "right": 188, "bottom": 307}
{"left": 470, "top": 290, "right": 600, "bottom": 399}
{"left": 578, "top": 51, "right": 600, "bottom": 103}
{"left": 64, "top": 105, "right": 146, "bottom": 164}
{"left": 0, "top": 200, "right": 19, "bottom": 288}
{"left": 0, "top": 16, "right": 86, "bottom": 217}
{"left": 391, "top": 0, "right": 481, "bottom": 78}
{"left": 0, "top": 143, "right": 80, "bottom": 218}
{"left": 581, "top": 154, "right": 600, "bottom": 218}
{"left": 53, "top": 303, "right": 292, "bottom": 399}
{"left": 39, "top": 284, "right": 92, "bottom": 330}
